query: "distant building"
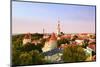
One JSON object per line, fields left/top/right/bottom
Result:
{"left": 32, "top": 40, "right": 41, "bottom": 45}
{"left": 61, "top": 34, "right": 71, "bottom": 39}
{"left": 23, "top": 33, "right": 31, "bottom": 45}
{"left": 43, "top": 34, "right": 50, "bottom": 39}
{"left": 42, "top": 33, "right": 57, "bottom": 52}
{"left": 42, "top": 28, "right": 50, "bottom": 39}
{"left": 75, "top": 39, "right": 83, "bottom": 45}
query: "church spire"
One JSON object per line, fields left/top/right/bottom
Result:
{"left": 57, "top": 17, "right": 61, "bottom": 35}
{"left": 43, "top": 28, "right": 45, "bottom": 34}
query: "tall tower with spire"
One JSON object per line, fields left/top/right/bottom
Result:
{"left": 43, "top": 28, "right": 45, "bottom": 34}
{"left": 57, "top": 17, "right": 61, "bottom": 35}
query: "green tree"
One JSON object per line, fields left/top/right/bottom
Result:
{"left": 29, "top": 50, "right": 45, "bottom": 64}
{"left": 12, "top": 48, "right": 21, "bottom": 65}
{"left": 21, "top": 43, "right": 36, "bottom": 52}
{"left": 19, "top": 52, "right": 32, "bottom": 65}
{"left": 35, "top": 43, "right": 43, "bottom": 52}
{"left": 12, "top": 34, "right": 45, "bottom": 65}
{"left": 62, "top": 45, "right": 87, "bottom": 62}
{"left": 71, "top": 35, "right": 78, "bottom": 41}
{"left": 57, "top": 38, "right": 70, "bottom": 47}
{"left": 31, "top": 33, "right": 43, "bottom": 40}
{"left": 82, "top": 39, "right": 89, "bottom": 48}
{"left": 40, "top": 39, "right": 46, "bottom": 47}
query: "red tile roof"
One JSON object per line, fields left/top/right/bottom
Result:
{"left": 61, "top": 34, "right": 71, "bottom": 39}
{"left": 49, "top": 33, "right": 57, "bottom": 40}
{"left": 88, "top": 44, "right": 96, "bottom": 51}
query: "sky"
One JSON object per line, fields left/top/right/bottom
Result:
{"left": 12, "top": 1, "right": 96, "bottom": 34}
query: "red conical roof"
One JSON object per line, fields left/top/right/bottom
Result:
{"left": 49, "top": 33, "right": 57, "bottom": 40}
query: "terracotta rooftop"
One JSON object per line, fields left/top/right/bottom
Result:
{"left": 88, "top": 44, "right": 96, "bottom": 52}
{"left": 49, "top": 33, "right": 57, "bottom": 40}
{"left": 61, "top": 34, "right": 71, "bottom": 39}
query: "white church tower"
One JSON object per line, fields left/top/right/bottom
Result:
{"left": 57, "top": 17, "right": 61, "bottom": 36}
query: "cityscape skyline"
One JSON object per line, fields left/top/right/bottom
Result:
{"left": 12, "top": 1, "right": 96, "bottom": 34}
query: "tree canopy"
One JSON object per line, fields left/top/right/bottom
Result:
{"left": 62, "top": 45, "right": 87, "bottom": 62}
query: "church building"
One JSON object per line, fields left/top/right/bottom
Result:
{"left": 42, "top": 33, "right": 57, "bottom": 52}
{"left": 23, "top": 33, "right": 31, "bottom": 45}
